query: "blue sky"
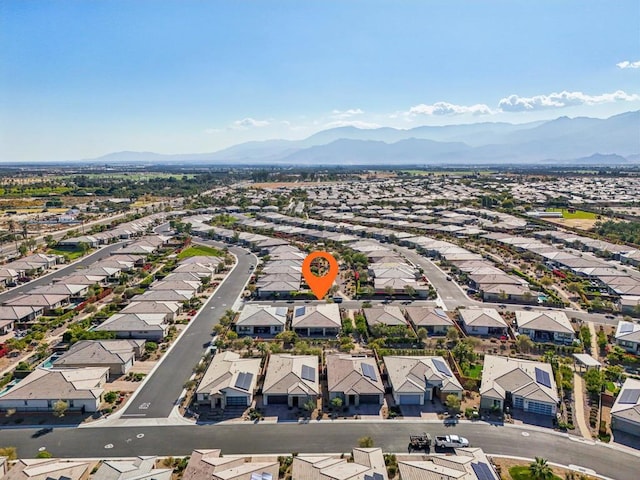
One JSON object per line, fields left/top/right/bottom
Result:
{"left": 1, "top": 0, "right": 639, "bottom": 161}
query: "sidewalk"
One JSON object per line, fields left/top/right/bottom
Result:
{"left": 573, "top": 372, "right": 593, "bottom": 440}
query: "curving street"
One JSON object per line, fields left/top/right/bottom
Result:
{"left": 119, "top": 242, "right": 256, "bottom": 419}
{"left": 0, "top": 422, "right": 635, "bottom": 479}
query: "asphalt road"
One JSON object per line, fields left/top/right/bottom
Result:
{"left": 0, "top": 422, "right": 635, "bottom": 479}
{"left": 119, "top": 242, "right": 256, "bottom": 419}
{"left": 0, "top": 242, "right": 126, "bottom": 304}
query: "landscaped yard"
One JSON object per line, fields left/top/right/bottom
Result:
{"left": 508, "top": 466, "right": 562, "bottom": 480}
{"left": 546, "top": 208, "right": 598, "bottom": 219}
{"left": 463, "top": 363, "right": 483, "bottom": 378}
{"left": 47, "top": 247, "right": 86, "bottom": 261}
{"left": 177, "top": 245, "right": 223, "bottom": 259}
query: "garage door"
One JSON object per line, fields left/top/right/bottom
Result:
{"left": 267, "top": 395, "right": 288, "bottom": 405}
{"left": 526, "top": 401, "right": 553, "bottom": 415}
{"left": 226, "top": 396, "right": 248, "bottom": 406}
{"left": 359, "top": 394, "right": 381, "bottom": 404}
{"left": 399, "top": 394, "right": 421, "bottom": 405}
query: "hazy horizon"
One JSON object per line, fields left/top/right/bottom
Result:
{"left": 1, "top": 0, "right": 639, "bottom": 162}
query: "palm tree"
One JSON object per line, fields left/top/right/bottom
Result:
{"left": 7, "top": 218, "right": 18, "bottom": 254}
{"left": 529, "top": 457, "right": 554, "bottom": 480}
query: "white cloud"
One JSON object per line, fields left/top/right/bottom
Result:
{"left": 231, "top": 118, "right": 271, "bottom": 129}
{"left": 330, "top": 108, "right": 364, "bottom": 119}
{"left": 616, "top": 60, "right": 640, "bottom": 69}
{"left": 498, "top": 90, "right": 640, "bottom": 112}
{"left": 407, "top": 102, "right": 493, "bottom": 116}
{"left": 324, "top": 120, "right": 380, "bottom": 129}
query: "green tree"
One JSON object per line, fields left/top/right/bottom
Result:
{"left": 303, "top": 398, "right": 316, "bottom": 416}
{"left": 584, "top": 369, "right": 604, "bottom": 395}
{"left": 446, "top": 326, "right": 459, "bottom": 344}
{"left": 417, "top": 327, "right": 427, "bottom": 341}
{"left": 330, "top": 397, "right": 343, "bottom": 411}
{"left": 0, "top": 447, "right": 17, "bottom": 460}
{"left": 144, "top": 342, "right": 158, "bottom": 354}
{"left": 445, "top": 394, "right": 461, "bottom": 415}
{"left": 384, "top": 286, "right": 395, "bottom": 297}
{"left": 36, "top": 450, "right": 53, "bottom": 458}
{"left": 52, "top": 400, "right": 69, "bottom": 418}
{"left": 404, "top": 284, "right": 416, "bottom": 298}
{"left": 358, "top": 436, "right": 374, "bottom": 448}
{"left": 529, "top": 457, "right": 554, "bottom": 480}
{"left": 103, "top": 391, "right": 118, "bottom": 403}
{"left": 516, "top": 334, "right": 534, "bottom": 354}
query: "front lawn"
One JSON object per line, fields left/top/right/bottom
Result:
{"left": 509, "top": 466, "right": 562, "bottom": 480}
{"left": 177, "top": 245, "right": 223, "bottom": 259}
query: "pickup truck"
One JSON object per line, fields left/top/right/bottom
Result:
{"left": 435, "top": 435, "right": 469, "bottom": 448}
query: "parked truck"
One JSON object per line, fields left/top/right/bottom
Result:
{"left": 434, "top": 435, "right": 469, "bottom": 448}
{"left": 408, "top": 432, "right": 432, "bottom": 452}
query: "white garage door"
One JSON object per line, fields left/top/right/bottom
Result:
{"left": 399, "top": 394, "right": 421, "bottom": 405}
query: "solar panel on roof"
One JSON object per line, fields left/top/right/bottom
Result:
{"left": 535, "top": 367, "right": 551, "bottom": 388}
{"left": 373, "top": 473, "right": 383, "bottom": 480}
{"left": 361, "top": 363, "right": 377, "bottom": 382}
{"left": 433, "top": 358, "right": 452, "bottom": 377}
{"left": 301, "top": 364, "right": 316, "bottom": 382}
{"left": 619, "top": 389, "right": 640, "bottom": 404}
{"left": 619, "top": 323, "right": 634, "bottom": 334}
{"left": 295, "top": 306, "right": 305, "bottom": 317}
{"left": 275, "top": 307, "right": 288, "bottom": 317}
{"left": 235, "top": 372, "right": 253, "bottom": 391}
{"left": 471, "top": 462, "right": 496, "bottom": 480}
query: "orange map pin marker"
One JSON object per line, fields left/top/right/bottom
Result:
{"left": 302, "top": 251, "right": 339, "bottom": 300}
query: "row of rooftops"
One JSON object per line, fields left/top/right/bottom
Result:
{"left": 0, "top": 444, "right": 502, "bottom": 480}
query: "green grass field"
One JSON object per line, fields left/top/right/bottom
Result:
{"left": 509, "top": 466, "right": 562, "bottom": 480}
{"left": 47, "top": 248, "right": 86, "bottom": 261}
{"left": 546, "top": 208, "right": 598, "bottom": 219}
{"left": 463, "top": 363, "right": 483, "bottom": 379}
{"left": 177, "top": 245, "right": 223, "bottom": 259}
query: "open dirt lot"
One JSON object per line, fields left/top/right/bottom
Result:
{"left": 544, "top": 217, "right": 599, "bottom": 231}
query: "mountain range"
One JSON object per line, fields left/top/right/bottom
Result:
{"left": 85, "top": 110, "right": 640, "bottom": 166}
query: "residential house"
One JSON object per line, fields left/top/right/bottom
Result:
{"left": 94, "top": 313, "right": 169, "bottom": 341}
{"left": 364, "top": 306, "right": 407, "bottom": 328}
{"left": 399, "top": 447, "right": 499, "bottom": 480}
{"left": 292, "top": 448, "right": 388, "bottom": 480}
{"left": 480, "top": 355, "right": 558, "bottom": 416}
{"left": 459, "top": 308, "right": 508, "bottom": 336}
{"left": 262, "top": 354, "right": 319, "bottom": 407}
{"left": 610, "top": 377, "right": 640, "bottom": 437}
{"left": 30, "top": 283, "right": 90, "bottom": 300}
{"left": 480, "top": 283, "right": 534, "bottom": 303}
{"left": 615, "top": 321, "right": 640, "bottom": 354}
{"left": 91, "top": 457, "right": 172, "bottom": 480}
{"left": 515, "top": 310, "right": 575, "bottom": 345}
{"left": 4, "top": 293, "right": 70, "bottom": 313}
{"left": 0, "top": 305, "right": 43, "bottom": 326}
{"left": 384, "top": 356, "right": 463, "bottom": 405}
{"left": 326, "top": 354, "right": 384, "bottom": 406}
{"left": 0, "top": 367, "right": 108, "bottom": 413}
{"left": 3, "top": 459, "right": 95, "bottom": 480}
{"left": 136, "top": 290, "right": 192, "bottom": 303}
{"left": 52, "top": 339, "right": 145, "bottom": 377}
{"left": 291, "top": 304, "right": 341, "bottom": 337}
{"left": 404, "top": 307, "right": 453, "bottom": 335}
{"left": 120, "top": 301, "right": 181, "bottom": 321}
{"left": 235, "top": 305, "right": 287, "bottom": 336}
{"left": 195, "top": 351, "right": 262, "bottom": 408}
{"left": 182, "top": 449, "right": 278, "bottom": 480}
